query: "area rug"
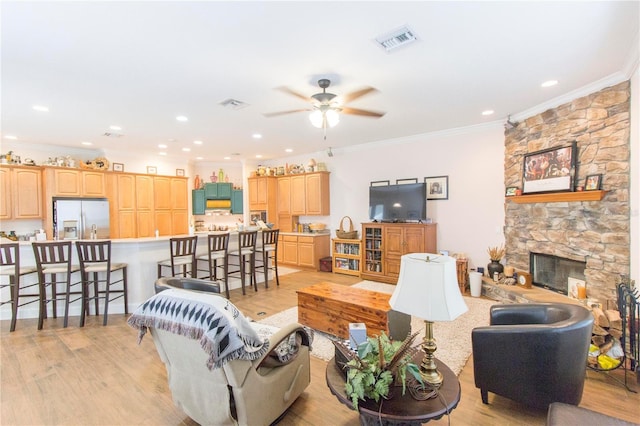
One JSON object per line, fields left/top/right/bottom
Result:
{"left": 258, "top": 281, "right": 497, "bottom": 375}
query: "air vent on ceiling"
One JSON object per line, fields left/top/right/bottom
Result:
{"left": 375, "top": 26, "right": 418, "bottom": 52}
{"left": 220, "top": 99, "right": 249, "bottom": 110}
{"left": 103, "top": 132, "right": 123, "bottom": 138}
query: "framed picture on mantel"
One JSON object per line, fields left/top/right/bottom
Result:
{"left": 522, "top": 142, "right": 576, "bottom": 194}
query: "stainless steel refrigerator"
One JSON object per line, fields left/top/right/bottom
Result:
{"left": 53, "top": 197, "right": 110, "bottom": 240}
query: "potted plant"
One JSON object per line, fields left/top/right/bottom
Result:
{"left": 487, "top": 244, "right": 505, "bottom": 278}
{"left": 337, "top": 331, "right": 424, "bottom": 409}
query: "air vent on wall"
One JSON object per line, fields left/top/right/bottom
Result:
{"left": 375, "top": 26, "right": 418, "bottom": 52}
{"left": 103, "top": 132, "right": 123, "bottom": 138}
{"left": 220, "top": 99, "right": 249, "bottom": 110}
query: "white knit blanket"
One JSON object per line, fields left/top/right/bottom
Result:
{"left": 127, "top": 288, "right": 268, "bottom": 369}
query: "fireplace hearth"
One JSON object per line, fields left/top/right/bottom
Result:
{"left": 530, "top": 252, "right": 586, "bottom": 296}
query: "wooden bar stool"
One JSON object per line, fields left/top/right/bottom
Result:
{"left": 157, "top": 236, "right": 198, "bottom": 278}
{"left": 255, "top": 229, "right": 280, "bottom": 289}
{"left": 196, "top": 233, "right": 230, "bottom": 298}
{"left": 75, "top": 240, "right": 128, "bottom": 326}
{"left": 0, "top": 242, "right": 39, "bottom": 332}
{"left": 228, "top": 230, "right": 257, "bottom": 295}
{"left": 32, "top": 241, "right": 81, "bottom": 329}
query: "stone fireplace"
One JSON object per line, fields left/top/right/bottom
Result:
{"left": 530, "top": 252, "right": 586, "bottom": 296}
{"left": 504, "top": 81, "right": 631, "bottom": 304}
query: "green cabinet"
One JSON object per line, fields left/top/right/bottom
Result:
{"left": 204, "top": 182, "right": 232, "bottom": 200}
{"left": 231, "top": 189, "right": 243, "bottom": 214}
{"left": 192, "top": 189, "right": 205, "bottom": 215}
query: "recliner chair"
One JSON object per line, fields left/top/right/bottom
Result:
{"left": 129, "top": 283, "right": 311, "bottom": 426}
{"left": 472, "top": 303, "right": 594, "bottom": 409}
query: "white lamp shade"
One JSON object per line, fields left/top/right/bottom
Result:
{"left": 390, "top": 253, "right": 468, "bottom": 321}
{"left": 309, "top": 110, "right": 324, "bottom": 128}
{"left": 325, "top": 109, "right": 340, "bottom": 127}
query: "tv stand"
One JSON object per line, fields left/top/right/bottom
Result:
{"left": 361, "top": 222, "right": 437, "bottom": 284}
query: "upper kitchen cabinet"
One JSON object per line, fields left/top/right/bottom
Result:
{"left": 305, "top": 172, "right": 330, "bottom": 215}
{"left": 281, "top": 172, "right": 330, "bottom": 216}
{"left": 44, "top": 167, "right": 106, "bottom": 197}
{"left": 231, "top": 189, "right": 243, "bottom": 214}
{"left": 153, "top": 176, "right": 188, "bottom": 236}
{"left": 204, "top": 182, "right": 232, "bottom": 200}
{"left": 0, "top": 165, "right": 43, "bottom": 219}
{"left": 248, "top": 175, "right": 277, "bottom": 212}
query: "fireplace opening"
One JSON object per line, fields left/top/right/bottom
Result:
{"left": 530, "top": 252, "right": 586, "bottom": 295}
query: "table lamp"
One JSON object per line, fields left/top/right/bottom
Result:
{"left": 390, "top": 253, "right": 468, "bottom": 388}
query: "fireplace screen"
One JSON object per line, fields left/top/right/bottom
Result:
{"left": 530, "top": 252, "right": 586, "bottom": 295}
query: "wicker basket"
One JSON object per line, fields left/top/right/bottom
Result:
{"left": 336, "top": 216, "right": 358, "bottom": 239}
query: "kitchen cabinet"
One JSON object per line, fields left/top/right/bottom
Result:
{"left": 204, "top": 182, "right": 232, "bottom": 200}
{"left": 361, "top": 222, "right": 437, "bottom": 284}
{"left": 46, "top": 167, "right": 106, "bottom": 197}
{"left": 0, "top": 165, "right": 42, "bottom": 219}
{"left": 305, "top": 172, "right": 330, "bottom": 215}
{"left": 192, "top": 190, "right": 205, "bottom": 215}
{"left": 290, "top": 175, "right": 306, "bottom": 215}
{"left": 153, "top": 177, "right": 172, "bottom": 210}
{"left": 231, "top": 189, "right": 243, "bottom": 214}
{"left": 248, "top": 175, "right": 277, "bottom": 224}
{"left": 153, "top": 176, "right": 188, "bottom": 235}
{"left": 277, "top": 233, "right": 330, "bottom": 271}
{"left": 278, "top": 172, "right": 330, "bottom": 216}
{"left": 277, "top": 176, "right": 291, "bottom": 215}
{"left": 111, "top": 173, "right": 137, "bottom": 238}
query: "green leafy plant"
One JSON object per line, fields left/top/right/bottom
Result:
{"left": 342, "top": 331, "right": 423, "bottom": 409}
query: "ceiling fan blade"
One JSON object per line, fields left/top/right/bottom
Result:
{"left": 263, "top": 108, "right": 311, "bottom": 117}
{"left": 341, "top": 107, "right": 385, "bottom": 117}
{"left": 341, "top": 87, "right": 377, "bottom": 103}
{"left": 275, "top": 86, "right": 310, "bottom": 102}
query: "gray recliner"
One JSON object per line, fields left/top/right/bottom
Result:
{"left": 472, "top": 303, "right": 594, "bottom": 409}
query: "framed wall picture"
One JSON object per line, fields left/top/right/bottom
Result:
{"left": 147, "top": 166, "right": 157, "bottom": 175}
{"left": 522, "top": 142, "right": 576, "bottom": 194}
{"left": 113, "top": 163, "right": 124, "bottom": 172}
{"left": 176, "top": 168, "right": 185, "bottom": 177}
{"left": 505, "top": 186, "right": 518, "bottom": 197}
{"left": 585, "top": 174, "right": 602, "bottom": 191}
{"left": 425, "top": 176, "right": 449, "bottom": 200}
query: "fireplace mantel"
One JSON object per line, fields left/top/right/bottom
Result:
{"left": 506, "top": 190, "right": 607, "bottom": 204}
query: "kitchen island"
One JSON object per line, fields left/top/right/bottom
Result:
{"left": 1, "top": 230, "right": 329, "bottom": 322}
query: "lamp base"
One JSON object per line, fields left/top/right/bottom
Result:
{"left": 420, "top": 320, "right": 443, "bottom": 389}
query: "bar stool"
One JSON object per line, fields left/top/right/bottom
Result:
{"left": 157, "top": 236, "right": 198, "bottom": 278}
{"left": 75, "top": 240, "right": 128, "bottom": 326}
{"left": 32, "top": 241, "right": 81, "bottom": 329}
{"left": 196, "top": 233, "right": 230, "bottom": 298}
{"left": 228, "top": 230, "right": 257, "bottom": 295}
{"left": 0, "top": 242, "right": 39, "bottom": 332}
{"left": 255, "top": 229, "right": 280, "bottom": 289}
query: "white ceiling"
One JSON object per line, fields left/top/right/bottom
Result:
{"left": 2, "top": 1, "right": 638, "bottom": 163}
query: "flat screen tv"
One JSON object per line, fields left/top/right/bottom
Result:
{"left": 369, "top": 183, "right": 427, "bottom": 222}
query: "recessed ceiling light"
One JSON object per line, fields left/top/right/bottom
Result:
{"left": 4, "top": 135, "right": 18, "bottom": 140}
{"left": 193, "top": 140, "right": 203, "bottom": 145}
{"left": 255, "top": 154, "right": 263, "bottom": 159}
{"left": 176, "top": 115, "right": 188, "bottom": 122}
{"left": 182, "top": 147, "right": 191, "bottom": 152}
{"left": 196, "top": 156, "right": 203, "bottom": 160}
{"left": 81, "top": 141, "right": 92, "bottom": 146}
{"left": 223, "top": 156, "right": 231, "bottom": 160}
{"left": 285, "top": 148, "right": 293, "bottom": 153}
{"left": 110, "top": 125, "right": 121, "bottom": 131}
{"left": 482, "top": 110, "right": 495, "bottom": 116}
{"left": 32, "top": 105, "right": 49, "bottom": 112}
{"left": 541, "top": 80, "right": 558, "bottom": 88}
{"left": 158, "top": 144, "right": 167, "bottom": 149}
{"left": 159, "top": 152, "right": 167, "bottom": 156}
{"left": 252, "top": 133, "right": 262, "bottom": 139}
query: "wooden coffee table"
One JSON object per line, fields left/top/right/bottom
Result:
{"left": 326, "top": 352, "right": 461, "bottom": 425}
{"left": 296, "top": 281, "right": 410, "bottom": 340}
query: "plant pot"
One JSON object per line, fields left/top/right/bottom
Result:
{"left": 487, "top": 260, "right": 504, "bottom": 279}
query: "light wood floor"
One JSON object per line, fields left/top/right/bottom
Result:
{"left": 1, "top": 270, "right": 639, "bottom": 425}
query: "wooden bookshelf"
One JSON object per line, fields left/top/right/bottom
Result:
{"left": 506, "top": 190, "right": 607, "bottom": 204}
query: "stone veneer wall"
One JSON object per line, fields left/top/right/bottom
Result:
{"left": 504, "top": 81, "right": 630, "bottom": 304}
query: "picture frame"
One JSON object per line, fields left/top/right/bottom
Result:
{"left": 522, "top": 142, "right": 576, "bottom": 194}
{"left": 176, "top": 168, "right": 185, "bottom": 177}
{"left": 505, "top": 186, "right": 518, "bottom": 197}
{"left": 147, "top": 166, "right": 157, "bottom": 175}
{"left": 113, "top": 163, "right": 124, "bottom": 172}
{"left": 585, "top": 173, "right": 602, "bottom": 191}
{"left": 425, "top": 175, "right": 448, "bottom": 200}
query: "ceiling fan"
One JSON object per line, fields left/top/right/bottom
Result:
{"left": 264, "top": 79, "right": 385, "bottom": 138}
